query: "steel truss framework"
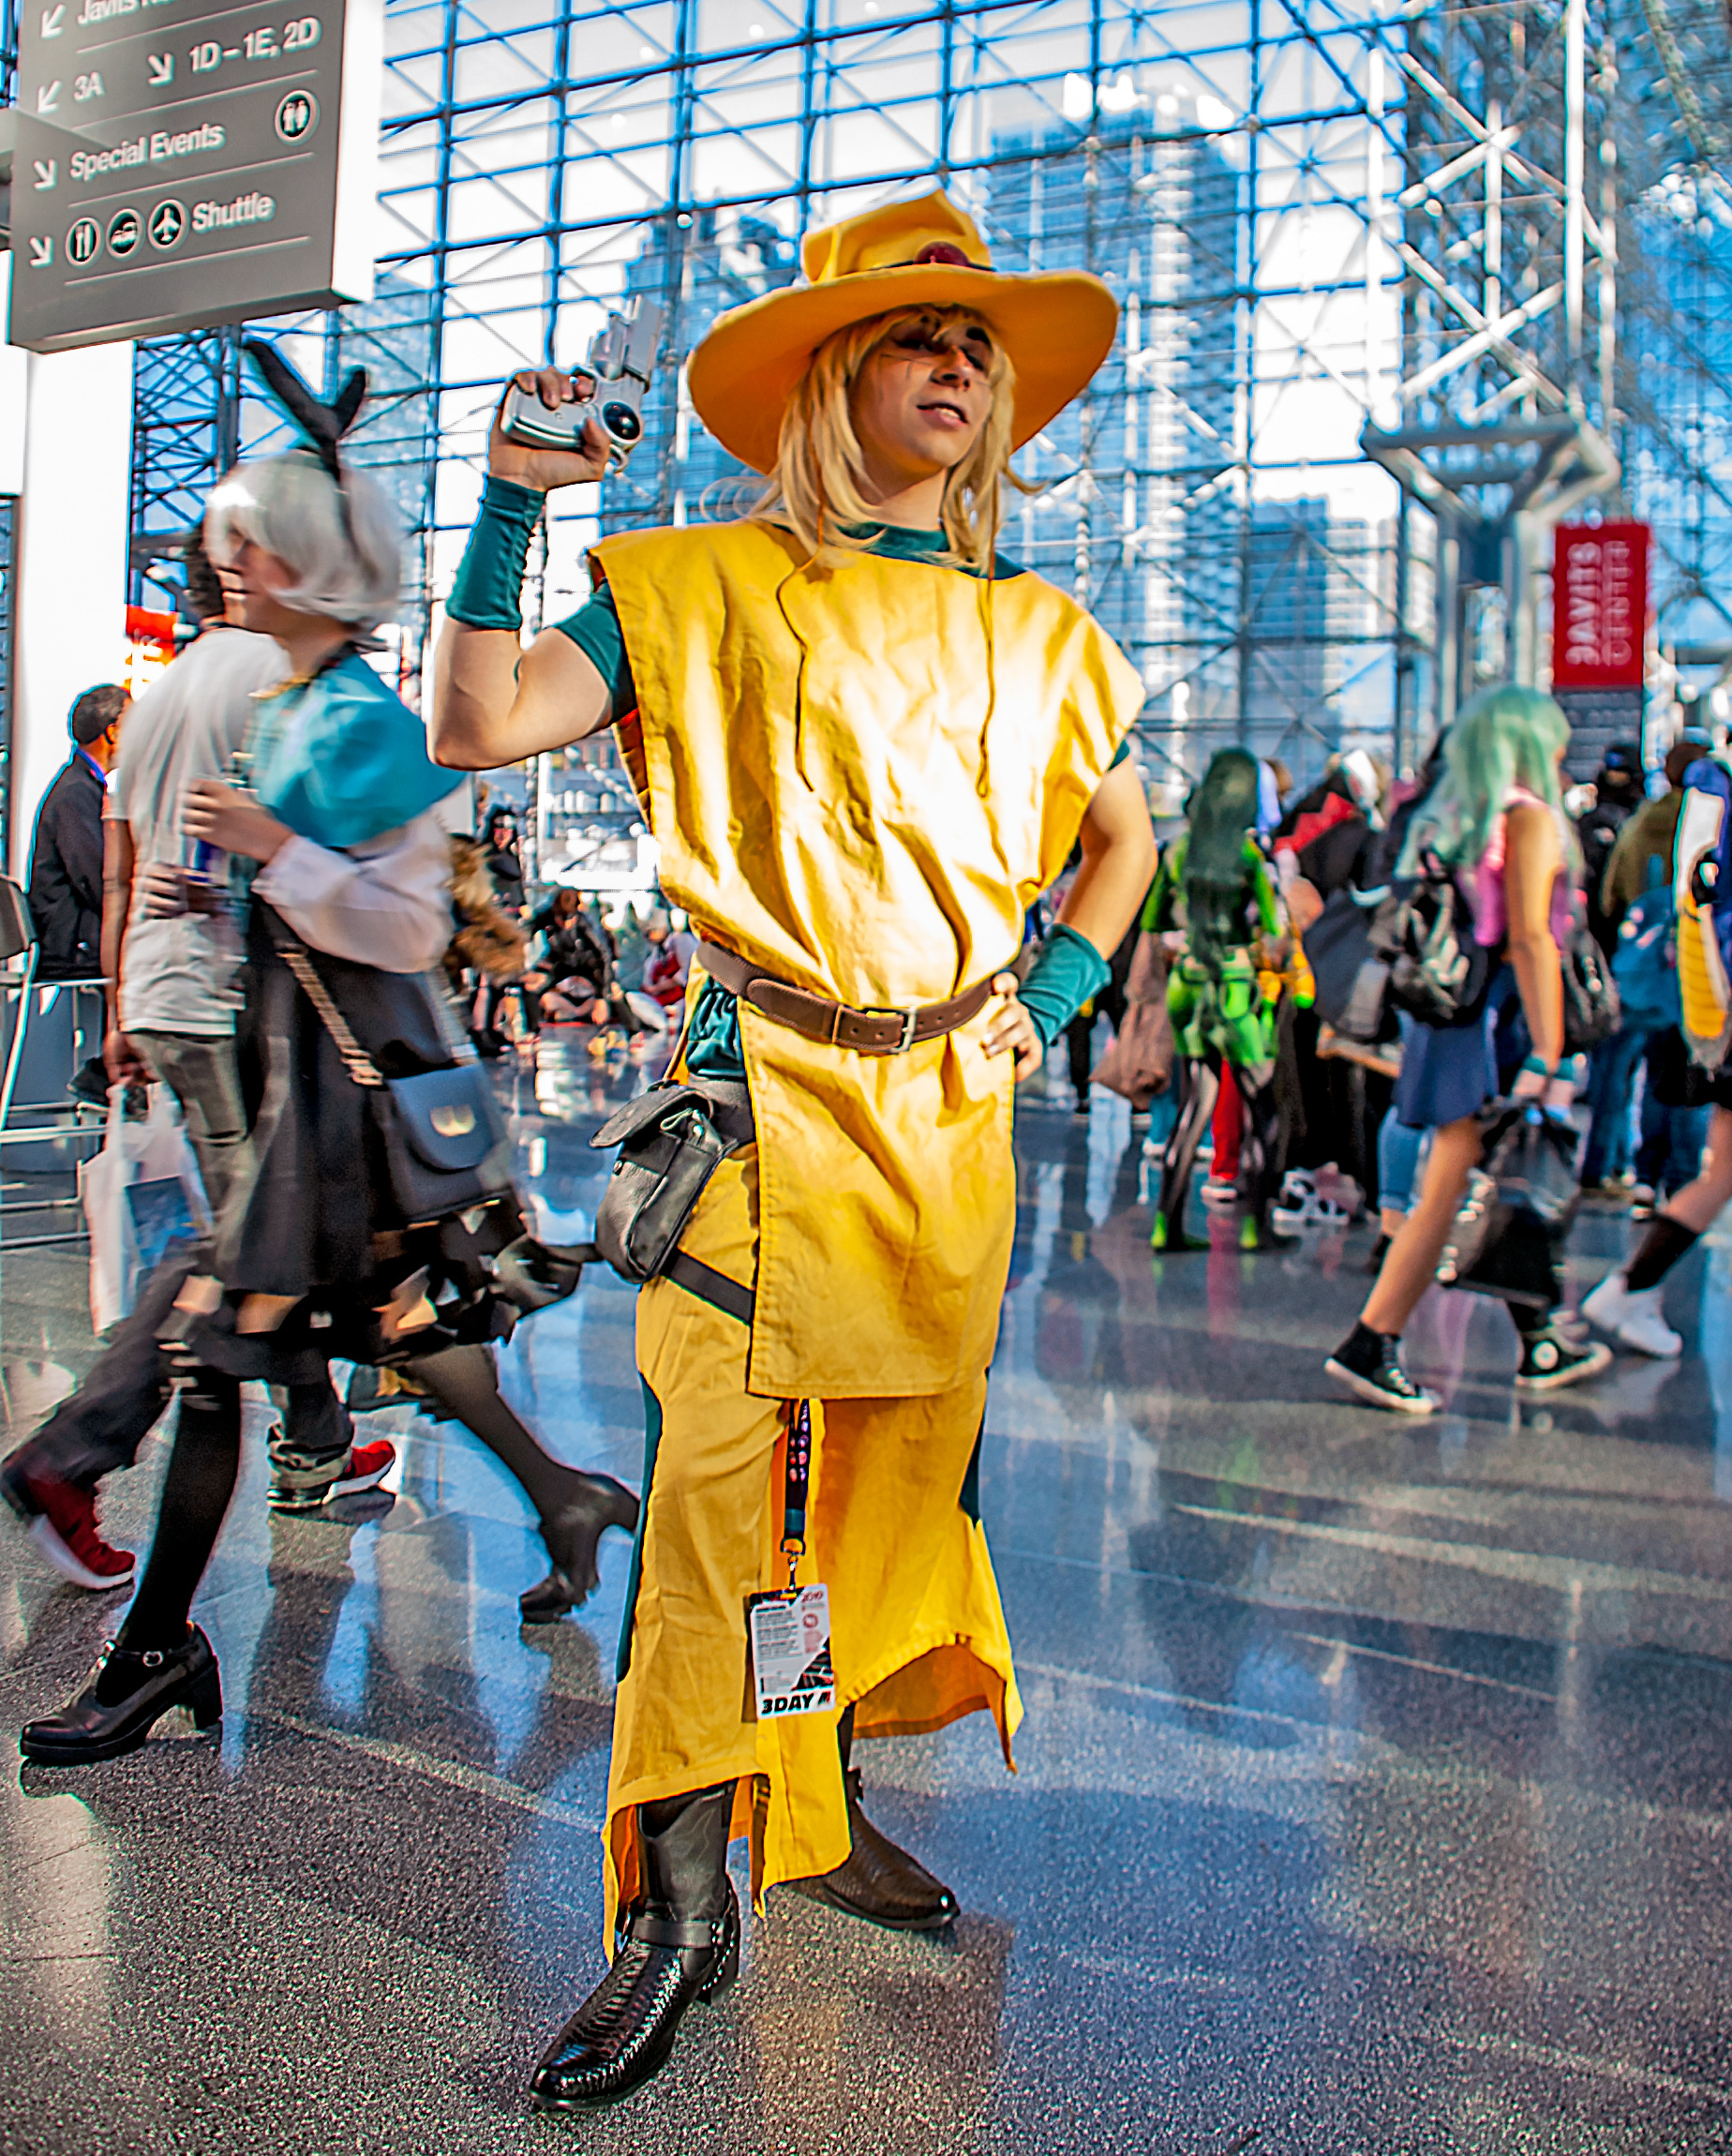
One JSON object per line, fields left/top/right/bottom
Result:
{"left": 112, "top": 0, "right": 1732, "bottom": 810}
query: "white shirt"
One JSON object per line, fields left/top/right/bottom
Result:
{"left": 107, "top": 626, "right": 285, "bottom": 1036}
{"left": 253, "top": 808, "right": 456, "bottom": 975}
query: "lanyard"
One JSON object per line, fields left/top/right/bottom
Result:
{"left": 781, "top": 1400, "right": 811, "bottom": 1588}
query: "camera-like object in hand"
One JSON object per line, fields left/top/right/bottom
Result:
{"left": 501, "top": 298, "right": 665, "bottom": 459}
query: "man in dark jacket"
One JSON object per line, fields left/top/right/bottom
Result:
{"left": 1576, "top": 740, "right": 1643, "bottom": 958}
{"left": 28, "top": 684, "right": 127, "bottom": 980}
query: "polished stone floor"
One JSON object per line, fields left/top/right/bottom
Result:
{"left": 3, "top": 1040, "right": 1731, "bottom": 2154}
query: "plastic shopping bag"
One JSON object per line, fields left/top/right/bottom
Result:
{"left": 79, "top": 1086, "right": 211, "bottom": 1333}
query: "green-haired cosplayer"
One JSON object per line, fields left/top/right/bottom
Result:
{"left": 1146, "top": 747, "right": 1291, "bottom": 1251}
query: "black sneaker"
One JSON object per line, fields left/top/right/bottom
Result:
{"left": 67, "top": 1058, "right": 112, "bottom": 1109}
{"left": 1325, "top": 1325, "right": 1439, "bottom": 1415}
{"left": 1515, "top": 1329, "right": 1612, "bottom": 1393}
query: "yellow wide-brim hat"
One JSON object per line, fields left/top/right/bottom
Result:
{"left": 687, "top": 189, "right": 1119, "bottom": 476}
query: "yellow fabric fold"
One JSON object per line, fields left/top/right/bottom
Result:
{"left": 604, "top": 1152, "right": 1022, "bottom": 1943}
{"left": 595, "top": 520, "right": 1143, "bottom": 1397}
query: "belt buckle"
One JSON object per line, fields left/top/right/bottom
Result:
{"left": 863, "top": 1007, "right": 918, "bottom": 1054}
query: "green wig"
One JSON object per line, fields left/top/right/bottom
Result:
{"left": 1183, "top": 747, "right": 1262, "bottom": 968}
{"left": 1398, "top": 683, "right": 1578, "bottom": 876}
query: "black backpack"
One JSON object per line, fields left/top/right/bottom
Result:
{"left": 1368, "top": 853, "right": 1493, "bottom": 1029}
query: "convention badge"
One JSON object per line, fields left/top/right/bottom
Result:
{"left": 747, "top": 1582, "right": 836, "bottom": 1721}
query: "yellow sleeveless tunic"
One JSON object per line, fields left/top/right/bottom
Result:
{"left": 594, "top": 520, "right": 1143, "bottom": 1398}
{"left": 594, "top": 519, "right": 1142, "bottom": 1933}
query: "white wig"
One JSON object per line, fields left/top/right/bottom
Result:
{"left": 203, "top": 450, "right": 402, "bottom": 629}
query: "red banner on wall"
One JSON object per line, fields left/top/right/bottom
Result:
{"left": 1551, "top": 522, "right": 1650, "bottom": 689}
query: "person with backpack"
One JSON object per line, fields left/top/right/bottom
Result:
{"left": 1582, "top": 736, "right": 1732, "bottom": 1357}
{"left": 1578, "top": 740, "right": 1701, "bottom": 1196}
{"left": 1324, "top": 685, "right": 1610, "bottom": 1412}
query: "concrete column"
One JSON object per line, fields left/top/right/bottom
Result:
{"left": 4, "top": 298, "right": 134, "bottom": 879}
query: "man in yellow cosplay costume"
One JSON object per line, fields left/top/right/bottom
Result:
{"left": 432, "top": 189, "right": 1155, "bottom": 2107}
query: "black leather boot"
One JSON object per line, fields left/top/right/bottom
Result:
{"left": 530, "top": 1782, "right": 737, "bottom": 2108}
{"left": 518, "top": 1474, "right": 641, "bottom": 1624}
{"left": 785, "top": 1711, "right": 958, "bottom": 1931}
{"left": 21, "top": 1625, "right": 221, "bottom": 1764}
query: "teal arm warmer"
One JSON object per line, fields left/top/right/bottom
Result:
{"left": 1015, "top": 922, "right": 1112, "bottom": 1046}
{"left": 445, "top": 475, "right": 544, "bottom": 630}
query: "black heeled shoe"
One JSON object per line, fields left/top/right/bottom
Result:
{"left": 785, "top": 1766, "right": 959, "bottom": 1931}
{"left": 530, "top": 1783, "right": 737, "bottom": 2109}
{"left": 21, "top": 1625, "right": 221, "bottom": 1765}
{"left": 519, "top": 1474, "right": 640, "bottom": 1624}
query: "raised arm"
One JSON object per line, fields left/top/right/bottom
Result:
{"left": 429, "top": 368, "right": 620, "bottom": 771}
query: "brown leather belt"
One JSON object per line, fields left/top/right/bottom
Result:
{"left": 694, "top": 941, "right": 994, "bottom": 1056}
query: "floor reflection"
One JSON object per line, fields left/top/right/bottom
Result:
{"left": 0, "top": 1052, "right": 1729, "bottom": 2149}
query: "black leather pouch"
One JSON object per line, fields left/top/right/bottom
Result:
{"left": 590, "top": 1081, "right": 753, "bottom": 1283}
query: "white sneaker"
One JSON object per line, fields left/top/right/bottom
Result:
{"left": 1579, "top": 1270, "right": 1683, "bottom": 1358}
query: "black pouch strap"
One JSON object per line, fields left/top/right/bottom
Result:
{"left": 664, "top": 1248, "right": 755, "bottom": 1325}
{"left": 535, "top": 1238, "right": 756, "bottom": 1327}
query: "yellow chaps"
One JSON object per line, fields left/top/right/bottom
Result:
{"left": 604, "top": 1148, "right": 1022, "bottom": 1939}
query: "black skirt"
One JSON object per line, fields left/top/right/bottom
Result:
{"left": 185, "top": 905, "right": 531, "bottom": 1385}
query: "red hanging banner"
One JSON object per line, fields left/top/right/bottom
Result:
{"left": 1551, "top": 522, "right": 1650, "bottom": 689}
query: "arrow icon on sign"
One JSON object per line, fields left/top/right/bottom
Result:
{"left": 34, "top": 158, "right": 57, "bottom": 188}
{"left": 37, "top": 80, "right": 61, "bottom": 112}
{"left": 29, "top": 237, "right": 53, "bottom": 266}
{"left": 147, "top": 52, "right": 172, "bottom": 83}
{"left": 40, "top": 4, "right": 65, "bottom": 35}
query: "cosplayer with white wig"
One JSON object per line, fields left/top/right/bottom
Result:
{"left": 19, "top": 342, "right": 637, "bottom": 1776}
{"left": 203, "top": 450, "right": 403, "bottom": 632}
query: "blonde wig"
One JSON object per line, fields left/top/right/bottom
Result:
{"left": 753, "top": 305, "right": 1017, "bottom": 573}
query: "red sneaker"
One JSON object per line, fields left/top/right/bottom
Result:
{"left": 326, "top": 1438, "right": 396, "bottom": 1500}
{"left": 268, "top": 1438, "right": 396, "bottom": 1512}
{"left": 16, "top": 1473, "right": 135, "bottom": 1591}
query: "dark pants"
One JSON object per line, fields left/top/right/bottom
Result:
{"left": 1636, "top": 1027, "right": 1710, "bottom": 1194}
{"left": 1066, "top": 981, "right": 1129, "bottom": 1101}
{"left": 128, "top": 1029, "right": 346, "bottom": 1488}
{"left": 1, "top": 1248, "right": 350, "bottom": 1501}
{"left": 1580, "top": 1024, "right": 1650, "bottom": 1184}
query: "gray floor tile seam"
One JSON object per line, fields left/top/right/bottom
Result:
{"left": 1428, "top": 2029, "right": 1732, "bottom": 2111}
{"left": 989, "top": 1523, "right": 1732, "bottom": 1624}
{"left": 1166, "top": 1499, "right": 1732, "bottom": 1605}
{"left": 869, "top": 1681, "right": 1732, "bottom": 1853}
{"left": 991, "top": 1535, "right": 1732, "bottom": 1663}
{"left": 979, "top": 1382, "right": 1681, "bottom": 1450}
{"left": 241, "top": 1706, "right": 608, "bottom": 1834}
{"left": 983, "top": 1443, "right": 1730, "bottom": 1532}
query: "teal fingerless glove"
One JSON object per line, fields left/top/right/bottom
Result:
{"left": 1015, "top": 922, "right": 1112, "bottom": 1047}
{"left": 446, "top": 475, "right": 544, "bottom": 630}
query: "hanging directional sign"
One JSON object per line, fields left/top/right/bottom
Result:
{"left": 7, "top": 0, "right": 382, "bottom": 352}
